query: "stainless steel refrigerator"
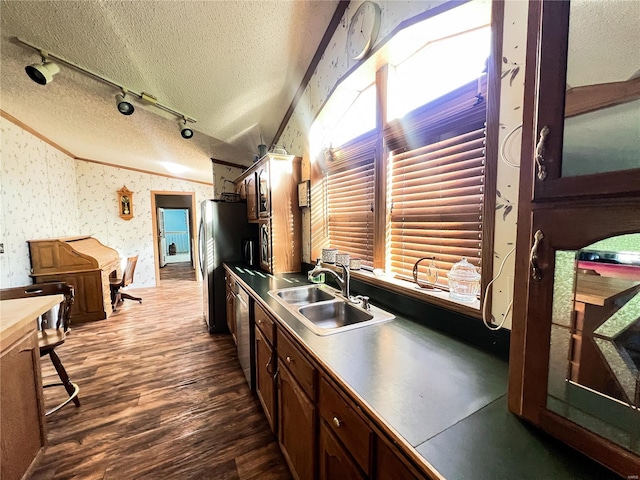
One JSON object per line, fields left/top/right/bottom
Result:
{"left": 198, "top": 199, "right": 257, "bottom": 333}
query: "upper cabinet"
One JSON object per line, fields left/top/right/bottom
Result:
{"left": 235, "top": 153, "right": 302, "bottom": 274}
{"left": 510, "top": 1, "right": 640, "bottom": 476}
{"left": 524, "top": 0, "right": 640, "bottom": 202}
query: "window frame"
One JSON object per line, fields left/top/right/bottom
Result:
{"left": 310, "top": 1, "right": 503, "bottom": 318}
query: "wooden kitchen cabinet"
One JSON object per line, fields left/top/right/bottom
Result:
{"left": 278, "top": 363, "right": 317, "bottom": 480}
{"left": 234, "top": 153, "right": 302, "bottom": 274}
{"left": 509, "top": 0, "right": 640, "bottom": 475}
{"left": 375, "top": 435, "right": 421, "bottom": 480}
{"left": 227, "top": 267, "right": 429, "bottom": 480}
{"left": 1, "top": 331, "right": 46, "bottom": 480}
{"left": 276, "top": 327, "right": 318, "bottom": 480}
{"left": 225, "top": 274, "right": 236, "bottom": 344}
{"left": 320, "top": 421, "right": 365, "bottom": 480}
{"left": 245, "top": 173, "right": 258, "bottom": 222}
{"left": 319, "top": 377, "right": 372, "bottom": 475}
{"left": 255, "top": 326, "right": 277, "bottom": 433}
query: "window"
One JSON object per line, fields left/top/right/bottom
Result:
{"left": 326, "top": 133, "right": 376, "bottom": 267}
{"left": 310, "top": 0, "right": 497, "bottom": 311}
{"left": 387, "top": 80, "right": 487, "bottom": 287}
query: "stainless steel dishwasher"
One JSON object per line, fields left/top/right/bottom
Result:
{"left": 235, "top": 284, "right": 252, "bottom": 388}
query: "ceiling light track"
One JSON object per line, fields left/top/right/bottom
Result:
{"left": 16, "top": 37, "right": 197, "bottom": 125}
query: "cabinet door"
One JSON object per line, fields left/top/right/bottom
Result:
{"left": 259, "top": 221, "right": 272, "bottom": 273}
{"left": 510, "top": 202, "right": 640, "bottom": 475}
{"left": 246, "top": 173, "right": 258, "bottom": 222}
{"left": 523, "top": 0, "right": 640, "bottom": 202}
{"left": 1, "top": 332, "right": 45, "bottom": 480}
{"left": 278, "top": 363, "right": 317, "bottom": 480}
{"left": 375, "top": 436, "right": 421, "bottom": 480}
{"left": 258, "top": 165, "right": 270, "bottom": 218}
{"left": 225, "top": 279, "right": 236, "bottom": 344}
{"left": 319, "top": 421, "right": 365, "bottom": 480}
{"left": 255, "top": 327, "right": 276, "bottom": 433}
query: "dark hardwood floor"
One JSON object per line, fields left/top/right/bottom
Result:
{"left": 30, "top": 278, "right": 291, "bottom": 480}
{"left": 160, "top": 261, "right": 197, "bottom": 281}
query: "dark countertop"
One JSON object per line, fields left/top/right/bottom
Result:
{"left": 226, "top": 264, "right": 617, "bottom": 479}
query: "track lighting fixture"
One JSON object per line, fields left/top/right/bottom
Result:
{"left": 25, "top": 57, "right": 60, "bottom": 85}
{"left": 16, "top": 37, "right": 197, "bottom": 137}
{"left": 180, "top": 119, "right": 194, "bottom": 139}
{"left": 115, "top": 91, "right": 135, "bottom": 116}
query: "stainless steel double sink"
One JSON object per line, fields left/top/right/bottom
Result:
{"left": 268, "top": 284, "right": 394, "bottom": 336}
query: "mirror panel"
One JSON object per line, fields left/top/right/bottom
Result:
{"left": 561, "top": 0, "right": 640, "bottom": 177}
{"left": 547, "top": 234, "right": 640, "bottom": 454}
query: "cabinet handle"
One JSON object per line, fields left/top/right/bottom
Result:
{"left": 266, "top": 354, "right": 274, "bottom": 375}
{"left": 286, "top": 355, "right": 292, "bottom": 364}
{"left": 534, "top": 125, "right": 549, "bottom": 181}
{"left": 332, "top": 416, "right": 342, "bottom": 428}
{"left": 257, "top": 319, "right": 262, "bottom": 325}
{"left": 273, "top": 367, "right": 280, "bottom": 387}
{"left": 530, "top": 230, "right": 544, "bottom": 280}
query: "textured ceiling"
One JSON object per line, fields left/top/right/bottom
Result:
{"left": 0, "top": 0, "right": 338, "bottom": 183}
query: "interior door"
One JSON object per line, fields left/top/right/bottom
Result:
{"left": 158, "top": 208, "right": 166, "bottom": 267}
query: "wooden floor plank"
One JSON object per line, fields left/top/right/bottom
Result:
{"left": 28, "top": 278, "right": 291, "bottom": 480}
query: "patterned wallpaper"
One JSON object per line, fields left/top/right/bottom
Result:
{"left": 1, "top": 117, "right": 79, "bottom": 287}
{"left": 0, "top": 116, "right": 220, "bottom": 288}
{"left": 278, "top": 0, "right": 527, "bottom": 329}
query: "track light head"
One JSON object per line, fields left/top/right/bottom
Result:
{"left": 180, "top": 119, "right": 193, "bottom": 139}
{"left": 25, "top": 59, "right": 60, "bottom": 85}
{"left": 115, "top": 91, "right": 135, "bottom": 116}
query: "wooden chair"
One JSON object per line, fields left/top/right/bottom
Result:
{"left": 0, "top": 282, "right": 81, "bottom": 416}
{"left": 110, "top": 255, "right": 142, "bottom": 312}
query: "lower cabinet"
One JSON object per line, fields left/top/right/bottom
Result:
{"left": 320, "top": 421, "right": 365, "bottom": 480}
{"left": 225, "top": 275, "right": 236, "bottom": 344}
{"left": 375, "top": 435, "right": 421, "bottom": 480}
{"left": 0, "top": 331, "right": 46, "bottom": 480}
{"left": 278, "top": 363, "right": 317, "bottom": 480}
{"left": 255, "top": 326, "right": 277, "bottom": 433}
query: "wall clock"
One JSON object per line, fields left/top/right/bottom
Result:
{"left": 347, "top": 1, "right": 381, "bottom": 61}
{"left": 117, "top": 186, "right": 134, "bottom": 220}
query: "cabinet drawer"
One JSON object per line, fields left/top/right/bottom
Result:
{"left": 320, "top": 378, "right": 372, "bottom": 474}
{"left": 277, "top": 329, "right": 316, "bottom": 399}
{"left": 254, "top": 302, "right": 275, "bottom": 344}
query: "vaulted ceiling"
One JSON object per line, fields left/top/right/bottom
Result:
{"left": 0, "top": 1, "right": 340, "bottom": 183}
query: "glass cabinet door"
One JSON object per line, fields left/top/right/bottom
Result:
{"left": 258, "top": 166, "right": 270, "bottom": 217}
{"left": 528, "top": 0, "right": 640, "bottom": 201}
{"left": 515, "top": 203, "right": 640, "bottom": 475}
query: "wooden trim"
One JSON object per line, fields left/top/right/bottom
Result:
{"left": 150, "top": 191, "right": 198, "bottom": 286}
{"left": 508, "top": 0, "right": 543, "bottom": 417}
{"left": 1, "top": 109, "right": 214, "bottom": 187}
{"left": 565, "top": 77, "right": 640, "bottom": 118}
{"left": 480, "top": 0, "right": 504, "bottom": 326}
{"left": 373, "top": 65, "right": 388, "bottom": 269}
{"left": 75, "top": 157, "right": 213, "bottom": 186}
{"left": 539, "top": 410, "right": 640, "bottom": 478}
{"left": 271, "top": 0, "right": 350, "bottom": 147}
{"left": 210, "top": 158, "right": 249, "bottom": 170}
{"left": 1, "top": 110, "right": 76, "bottom": 158}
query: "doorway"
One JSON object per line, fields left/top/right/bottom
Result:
{"left": 160, "top": 208, "right": 192, "bottom": 265}
{"left": 151, "top": 191, "right": 198, "bottom": 284}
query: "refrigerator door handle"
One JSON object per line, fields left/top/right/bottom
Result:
{"left": 198, "top": 219, "right": 205, "bottom": 278}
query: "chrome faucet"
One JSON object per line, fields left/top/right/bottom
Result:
{"left": 308, "top": 258, "right": 351, "bottom": 298}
